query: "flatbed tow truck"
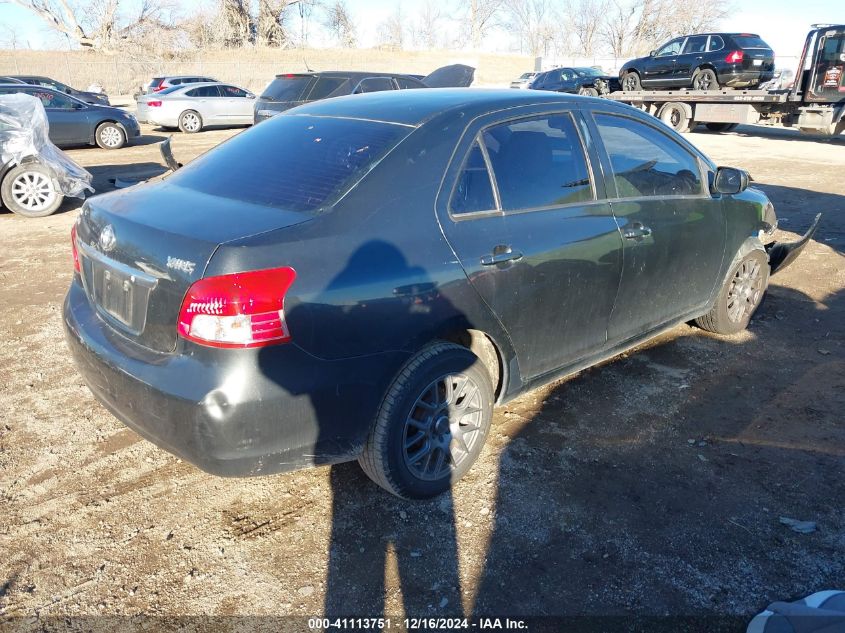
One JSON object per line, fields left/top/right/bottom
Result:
{"left": 604, "top": 24, "right": 845, "bottom": 136}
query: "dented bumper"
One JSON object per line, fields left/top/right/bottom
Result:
{"left": 766, "top": 213, "right": 822, "bottom": 275}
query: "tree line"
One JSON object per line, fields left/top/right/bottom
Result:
{"left": 1, "top": 0, "right": 727, "bottom": 58}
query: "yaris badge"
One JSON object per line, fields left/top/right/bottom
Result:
{"left": 99, "top": 225, "right": 116, "bottom": 252}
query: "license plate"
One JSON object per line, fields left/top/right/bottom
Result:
{"left": 94, "top": 266, "right": 135, "bottom": 327}
{"left": 753, "top": 59, "right": 763, "bottom": 66}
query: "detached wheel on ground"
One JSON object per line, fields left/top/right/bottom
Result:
{"left": 578, "top": 87, "right": 599, "bottom": 97}
{"left": 0, "top": 163, "right": 64, "bottom": 217}
{"left": 696, "top": 250, "right": 769, "bottom": 335}
{"left": 95, "top": 122, "right": 126, "bottom": 149}
{"left": 692, "top": 68, "right": 720, "bottom": 91}
{"left": 179, "top": 110, "right": 203, "bottom": 134}
{"left": 705, "top": 122, "right": 739, "bottom": 132}
{"left": 659, "top": 102, "right": 693, "bottom": 133}
{"left": 359, "top": 342, "right": 494, "bottom": 499}
{"left": 622, "top": 72, "right": 641, "bottom": 92}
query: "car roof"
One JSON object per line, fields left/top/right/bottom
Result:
{"left": 166, "top": 81, "right": 246, "bottom": 90}
{"left": 273, "top": 71, "right": 416, "bottom": 80}
{"left": 287, "top": 88, "right": 616, "bottom": 127}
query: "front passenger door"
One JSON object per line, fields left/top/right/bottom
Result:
{"left": 590, "top": 112, "right": 726, "bottom": 344}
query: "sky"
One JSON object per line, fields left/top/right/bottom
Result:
{"left": 0, "top": 0, "right": 842, "bottom": 61}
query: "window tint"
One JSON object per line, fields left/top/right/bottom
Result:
{"left": 220, "top": 85, "right": 248, "bottom": 97}
{"left": 171, "top": 79, "right": 183, "bottom": 85}
{"left": 308, "top": 77, "right": 348, "bottom": 99}
{"left": 396, "top": 77, "right": 425, "bottom": 89}
{"left": 168, "top": 115, "right": 411, "bottom": 212}
{"left": 707, "top": 35, "right": 724, "bottom": 52}
{"left": 261, "top": 76, "right": 312, "bottom": 101}
{"left": 595, "top": 113, "right": 703, "bottom": 198}
{"left": 186, "top": 85, "right": 220, "bottom": 97}
{"left": 355, "top": 77, "right": 395, "bottom": 93}
{"left": 656, "top": 39, "right": 683, "bottom": 57}
{"left": 28, "top": 89, "right": 75, "bottom": 109}
{"left": 451, "top": 140, "right": 496, "bottom": 215}
{"left": 683, "top": 36, "right": 708, "bottom": 54}
{"left": 482, "top": 114, "right": 592, "bottom": 211}
{"left": 733, "top": 35, "right": 771, "bottom": 49}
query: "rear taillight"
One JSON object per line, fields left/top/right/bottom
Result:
{"left": 71, "top": 224, "right": 80, "bottom": 273}
{"left": 726, "top": 50, "right": 744, "bottom": 64}
{"left": 147, "top": 100, "right": 162, "bottom": 107}
{"left": 177, "top": 267, "right": 296, "bottom": 348}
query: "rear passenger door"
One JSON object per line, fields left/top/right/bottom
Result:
{"left": 185, "top": 85, "right": 222, "bottom": 122}
{"left": 589, "top": 111, "right": 726, "bottom": 344}
{"left": 437, "top": 108, "right": 623, "bottom": 379}
{"left": 675, "top": 35, "right": 709, "bottom": 85}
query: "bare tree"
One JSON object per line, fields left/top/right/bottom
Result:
{"left": 377, "top": 4, "right": 405, "bottom": 51}
{"left": 504, "top": 0, "right": 554, "bottom": 57}
{"left": 322, "top": 0, "right": 356, "bottom": 47}
{"left": 257, "top": 0, "right": 292, "bottom": 47}
{"left": 413, "top": 0, "right": 442, "bottom": 50}
{"left": 570, "top": 0, "right": 606, "bottom": 56}
{"left": 462, "top": 0, "right": 502, "bottom": 50}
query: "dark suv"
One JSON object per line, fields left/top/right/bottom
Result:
{"left": 620, "top": 33, "right": 775, "bottom": 91}
{"left": 253, "top": 65, "right": 474, "bottom": 123}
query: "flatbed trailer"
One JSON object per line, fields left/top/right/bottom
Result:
{"left": 604, "top": 24, "right": 845, "bottom": 136}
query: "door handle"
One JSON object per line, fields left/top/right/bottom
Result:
{"left": 622, "top": 223, "right": 653, "bottom": 240}
{"left": 480, "top": 245, "right": 523, "bottom": 266}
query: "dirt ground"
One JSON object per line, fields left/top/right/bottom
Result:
{"left": 0, "top": 121, "right": 843, "bottom": 630}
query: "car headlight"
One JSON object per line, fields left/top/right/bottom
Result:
{"left": 256, "top": 109, "right": 278, "bottom": 118}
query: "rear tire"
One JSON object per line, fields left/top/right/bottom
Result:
{"left": 659, "top": 102, "right": 692, "bottom": 133}
{"left": 622, "top": 71, "right": 641, "bottom": 92}
{"left": 695, "top": 250, "right": 769, "bottom": 335}
{"left": 358, "top": 342, "right": 494, "bottom": 499}
{"left": 692, "top": 68, "right": 719, "bottom": 91}
{"left": 705, "top": 122, "right": 739, "bottom": 132}
{"left": 178, "top": 110, "right": 203, "bottom": 133}
{"left": 0, "top": 163, "right": 64, "bottom": 217}
{"left": 95, "top": 122, "right": 126, "bottom": 149}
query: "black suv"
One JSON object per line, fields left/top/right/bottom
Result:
{"left": 253, "top": 65, "right": 474, "bottom": 123}
{"left": 619, "top": 33, "right": 775, "bottom": 91}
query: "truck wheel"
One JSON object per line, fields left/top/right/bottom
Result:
{"left": 659, "top": 102, "right": 692, "bottom": 133}
{"left": 705, "top": 123, "right": 739, "bottom": 132}
{"left": 692, "top": 68, "right": 720, "bottom": 91}
{"left": 695, "top": 250, "right": 769, "bottom": 335}
{"left": 178, "top": 110, "right": 203, "bottom": 133}
{"left": 358, "top": 342, "right": 494, "bottom": 499}
{"left": 622, "top": 71, "right": 641, "bottom": 92}
{"left": 95, "top": 122, "right": 126, "bottom": 149}
{"left": 1, "top": 163, "right": 64, "bottom": 217}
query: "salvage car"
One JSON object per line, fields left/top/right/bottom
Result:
{"left": 64, "top": 89, "right": 818, "bottom": 499}
{"left": 510, "top": 71, "right": 539, "bottom": 89}
{"left": 0, "top": 83, "right": 139, "bottom": 149}
{"left": 9, "top": 75, "right": 111, "bottom": 105}
{"left": 529, "top": 66, "right": 620, "bottom": 95}
{"left": 253, "top": 64, "right": 474, "bottom": 123}
{"left": 136, "top": 82, "right": 256, "bottom": 133}
{"left": 620, "top": 32, "right": 776, "bottom": 91}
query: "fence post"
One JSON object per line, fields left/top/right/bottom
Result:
{"left": 65, "top": 55, "right": 72, "bottom": 87}
{"left": 14, "top": 55, "right": 19, "bottom": 73}
{"left": 114, "top": 57, "right": 121, "bottom": 96}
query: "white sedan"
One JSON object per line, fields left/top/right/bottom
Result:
{"left": 136, "top": 82, "right": 256, "bottom": 133}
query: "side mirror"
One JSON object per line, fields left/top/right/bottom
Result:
{"left": 72, "top": 102, "right": 86, "bottom": 110}
{"left": 713, "top": 166, "right": 749, "bottom": 195}
{"left": 247, "top": 93, "right": 256, "bottom": 99}
{"left": 650, "top": 50, "right": 657, "bottom": 57}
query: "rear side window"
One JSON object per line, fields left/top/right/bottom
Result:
{"left": 707, "top": 36, "right": 724, "bottom": 52}
{"left": 594, "top": 113, "right": 703, "bottom": 198}
{"left": 168, "top": 115, "right": 411, "bottom": 212}
{"left": 482, "top": 114, "right": 592, "bottom": 211}
{"left": 683, "top": 36, "right": 708, "bottom": 54}
{"left": 261, "top": 76, "right": 312, "bottom": 101}
{"left": 308, "top": 77, "right": 348, "bottom": 100}
{"left": 450, "top": 140, "right": 496, "bottom": 215}
{"left": 355, "top": 77, "right": 395, "bottom": 93}
{"left": 186, "top": 86, "right": 220, "bottom": 97}
{"left": 170, "top": 79, "right": 183, "bottom": 85}
{"left": 733, "top": 35, "right": 771, "bottom": 49}
{"left": 396, "top": 77, "right": 425, "bottom": 89}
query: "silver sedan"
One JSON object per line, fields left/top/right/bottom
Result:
{"left": 136, "top": 82, "right": 256, "bottom": 133}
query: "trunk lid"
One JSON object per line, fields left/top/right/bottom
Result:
{"left": 76, "top": 181, "right": 313, "bottom": 353}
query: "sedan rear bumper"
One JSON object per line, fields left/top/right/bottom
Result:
{"left": 63, "top": 279, "right": 404, "bottom": 477}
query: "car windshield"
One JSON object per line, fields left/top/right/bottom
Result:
{"left": 261, "top": 76, "right": 313, "bottom": 101}
{"left": 167, "top": 114, "right": 412, "bottom": 212}
{"left": 574, "top": 67, "right": 603, "bottom": 77}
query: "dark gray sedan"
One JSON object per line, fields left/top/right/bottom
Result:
{"left": 0, "top": 84, "right": 139, "bottom": 149}
{"left": 64, "top": 89, "right": 816, "bottom": 499}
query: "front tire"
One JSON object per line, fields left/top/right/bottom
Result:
{"left": 695, "top": 250, "right": 769, "bottom": 335}
{"left": 95, "top": 122, "right": 126, "bottom": 149}
{"left": 1, "top": 163, "right": 64, "bottom": 217}
{"left": 622, "top": 71, "right": 642, "bottom": 92}
{"left": 359, "top": 342, "right": 494, "bottom": 499}
{"left": 179, "top": 110, "right": 203, "bottom": 134}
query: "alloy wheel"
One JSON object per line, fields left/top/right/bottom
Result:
{"left": 727, "top": 259, "right": 764, "bottom": 322}
{"left": 402, "top": 372, "right": 484, "bottom": 481}
{"left": 10, "top": 171, "right": 56, "bottom": 213}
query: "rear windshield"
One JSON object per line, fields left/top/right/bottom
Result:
{"left": 167, "top": 115, "right": 412, "bottom": 212}
{"left": 261, "top": 76, "right": 313, "bottom": 101}
{"left": 733, "top": 35, "right": 771, "bottom": 49}
{"left": 157, "top": 86, "right": 183, "bottom": 95}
